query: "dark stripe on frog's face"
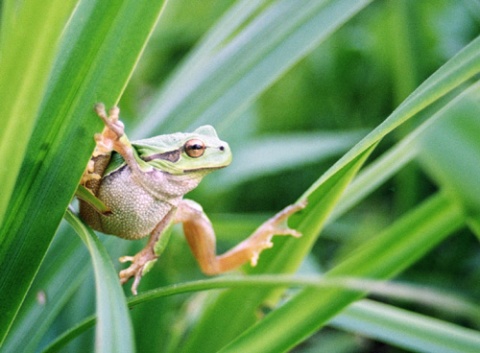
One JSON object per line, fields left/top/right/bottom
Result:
{"left": 141, "top": 149, "right": 181, "bottom": 163}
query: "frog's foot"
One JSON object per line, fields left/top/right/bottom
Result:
{"left": 80, "top": 159, "right": 102, "bottom": 185}
{"left": 93, "top": 103, "right": 126, "bottom": 154}
{"left": 94, "top": 103, "right": 124, "bottom": 137}
{"left": 93, "top": 103, "right": 139, "bottom": 170}
{"left": 119, "top": 248, "right": 158, "bottom": 295}
{"left": 245, "top": 200, "right": 307, "bottom": 266}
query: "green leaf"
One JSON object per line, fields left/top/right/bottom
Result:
{"left": 4, "top": 1, "right": 479, "bottom": 352}
{"left": 417, "top": 81, "right": 480, "bottom": 236}
{"left": 65, "top": 210, "right": 135, "bottom": 353}
{"left": 42, "top": 275, "right": 480, "bottom": 352}
{"left": 201, "top": 31, "right": 480, "bottom": 350}
{"left": 0, "top": 0, "right": 78, "bottom": 224}
{"left": 329, "top": 91, "right": 461, "bottom": 221}
{"left": 76, "top": 185, "right": 111, "bottom": 215}
{"left": 303, "top": 33, "right": 480, "bottom": 207}
{"left": 0, "top": 0, "right": 167, "bottom": 343}
{"left": 219, "top": 192, "right": 465, "bottom": 353}
{"left": 134, "top": 0, "right": 375, "bottom": 136}
{"left": 332, "top": 300, "right": 480, "bottom": 353}
{"left": 1, "top": 223, "right": 90, "bottom": 353}
{"left": 0, "top": 0, "right": 79, "bottom": 341}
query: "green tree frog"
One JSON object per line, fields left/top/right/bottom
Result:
{"left": 79, "top": 104, "right": 306, "bottom": 295}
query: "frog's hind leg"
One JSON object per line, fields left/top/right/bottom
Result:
{"left": 118, "top": 208, "right": 176, "bottom": 295}
{"left": 175, "top": 199, "right": 307, "bottom": 275}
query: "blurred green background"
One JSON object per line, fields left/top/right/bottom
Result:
{"left": 2, "top": 0, "right": 480, "bottom": 352}
{"left": 66, "top": 0, "right": 480, "bottom": 352}
{"left": 125, "top": 0, "right": 480, "bottom": 291}
{"left": 120, "top": 1, "right": 480, "bottom": 351}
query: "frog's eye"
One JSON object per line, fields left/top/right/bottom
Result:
{"left": 184, "top": 139, "right": 206, "bottom": 158}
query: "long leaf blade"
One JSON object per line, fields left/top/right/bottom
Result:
{"left": 0, "top": 0, "right": 167, "bottom": 342}
{"left": 135, "top": 0, "right": 374, "bottom": 136}
{"left": 417, "top": 81, "right": 480, "bottom": 236}
{"left": 65, "top": 210, "right": 135, "bottom": 353}
{"left": 219, "top": 192, "right": 465, "bottom": 353}
{"left": 332, "top": 300, "right": 480, "bottom": 353}
{"left": 1, "top": 224, "right": 90, "bottom": 353}
{"left": 0, "top": 0, "right": 78, "bottom": 224}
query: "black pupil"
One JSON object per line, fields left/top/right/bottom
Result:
{"left": 189, "top": 144, "right": 203, "bottom": 150}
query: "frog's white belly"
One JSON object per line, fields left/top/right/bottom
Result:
{"left": 97, "top": 167, "right": 178, "bottom": 239}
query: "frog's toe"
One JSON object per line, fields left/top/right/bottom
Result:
{"left": 118, "top": 249, "right": 158, "bottom": 295}
{"left": 119, "top": 255, "right": 135, "bottom": 263}
{"left": 244, "top": 201, "right": 306, "bottom": 266}
{"left": 119, "top": 263, "right": 139, "bottom": 284}
{"left": 119, "top": 263, "right": 144, "bottom": 295}
{"left": 94, "top": 103, "right": 107, "bottom": 117}
{"left": 94, "top": 103, "right": 125, "bottom": 137}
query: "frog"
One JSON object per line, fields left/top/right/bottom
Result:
{"left": 79, "top": 103, "right": 307, "bottom": 295}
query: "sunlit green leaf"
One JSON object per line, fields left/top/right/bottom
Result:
{"left": 43, "top": 275, "right": 480, "bottom": 352}
{"left": 76, "top": 185, "right": 111, "bottom": 215}
{"left": 0, "top": 0, "right": 78, "bottom": 224}
{"left": 0, "top": 0, "right": 167, "bottom": 344}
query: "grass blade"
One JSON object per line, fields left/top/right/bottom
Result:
{"left": 1, "top": 224, "right": 90, "bottom": 353}
{"left": 219, "top": 192, "right": 465, "bottom": 353}
{"left": 42, "top": 274, "right": 480, "bottom": 352}
{"left": 332, "top": 300, "right": 480, "bottom": 353}
{"left": 215, "top": 130, "right": 365, "bottom": 187}
{"left": 0, "top": 0, "right": 78, "bottom": 224}
{"left": 417, "top": 81, "right": 480, "bottom": 236}
{"left": 65, "top": 210, "right": 134, "bottom": 353}
{"left": 0, "top": 0, "right": 167, "bottom": 343}
{"left": 135, "top": 0, "right": 374, "bottom": 136}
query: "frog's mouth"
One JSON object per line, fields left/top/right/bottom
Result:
{"left": 183, "top": 164, "right": 229, "bottom": 173}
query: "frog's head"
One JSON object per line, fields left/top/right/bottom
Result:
{"left": 133, "top": 125, "right": 232, "bottom": 176}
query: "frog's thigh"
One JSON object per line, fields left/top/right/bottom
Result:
{"left": 175, "top": 199, "right": 219, "bottom": 274}
{"left": 175, "top": 199, "right": 272, "bottom": 275}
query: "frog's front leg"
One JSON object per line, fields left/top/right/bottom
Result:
{"left": 175, "top": 199, "right": 307, "bottom": 275}
{"left": 93, "top": 103, "right": 141, "bottom": 174}
{"left": 79, "top": 104, "right": 123, "bottom": 186}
